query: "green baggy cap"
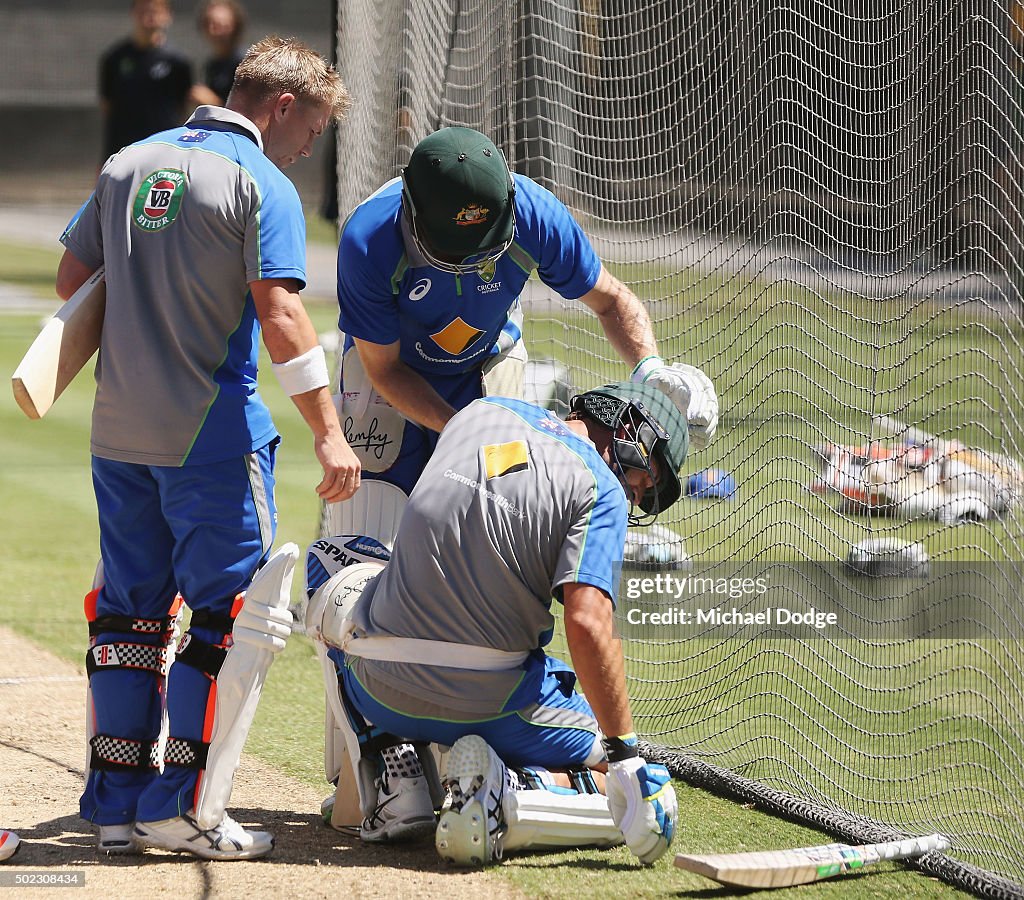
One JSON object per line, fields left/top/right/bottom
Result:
{"left": 403, "top": 126, "right": 515, "bottom": 260}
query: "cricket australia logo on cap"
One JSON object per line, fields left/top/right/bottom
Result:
{"left": 132, "top": 168, "right": 186, "bottom": 232}
{"left": 454, "top": 203, "right": 489, "bottom": 226}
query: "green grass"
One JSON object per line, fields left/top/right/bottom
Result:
{"left": 305, "top": 212, "right": 340, "bottom": 247}
{"left": 525, "top": 271, "right": 1023, "bottom": 563}
{"left": 0, "top": 240, "right": 71, "bottom": 298}
{"left": 0, "top": 239, "right": 992, "bottom": 897}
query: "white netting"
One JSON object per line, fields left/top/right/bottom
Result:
{"left": 334, "top": 0, "right": 1024, "bottom": 888}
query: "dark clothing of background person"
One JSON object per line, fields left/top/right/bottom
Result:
{"left": 99, "top": 39, "right": 192, "bottom": 159}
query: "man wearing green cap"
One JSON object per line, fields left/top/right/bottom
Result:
{"left": 330, "top": 126, "right": 717, "bottom": 512}
{"left": 305, "top": 380, "right": 686, "bottom": 865}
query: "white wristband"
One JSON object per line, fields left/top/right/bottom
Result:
{"left": 630, "top": 355, "right": 665, "bottom": 384}
{"left": 272, "top": 345, "right": 330, "bottom": 396}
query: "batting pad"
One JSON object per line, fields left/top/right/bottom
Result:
{"left": 322, "top": 480, "right": 407, "bottom": 552}
{"left": 193, "top": 543, "right": 297, "bottom": 830}
{"left": 503, "top": 790, "right": 621, "bottom": 852}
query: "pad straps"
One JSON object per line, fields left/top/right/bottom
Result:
{"left": 89, "top": 734, "right": 161, "bottom": 772}
{"left": 89, "top": 613, "right": 177, "bottom": 639}
{"left": 161, "top": 630, "right": 231, "bottom": 770}
{"left": 169, "top": 594, "right": 246, "bottom": 680}
{"left": 173, "top": 632, "right": 228, "bottom": 679}
{"left": 163, "top": 736, "right": 210, "bottom": 770}
{"left": 84, "top": 593, "right": 184, "bottom": 774}
{"left": 86, "top": 590, "right": 183, "bottom": 639}
{"left": 86, "top": 642, "right": 167, "bottom": 677}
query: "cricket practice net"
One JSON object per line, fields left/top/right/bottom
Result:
{"left": 333, "top": 1, "right": 1024, "bottom": 894}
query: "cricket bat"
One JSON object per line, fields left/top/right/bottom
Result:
{"left": 11, "top": 267, "right": 105, "bottom": 419}
{"left": 674, "top": 833, "right": 949, "bottom": 889}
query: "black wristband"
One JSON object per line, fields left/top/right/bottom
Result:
{"left": 602, "top": 733, "right": 640, "bottom": 763}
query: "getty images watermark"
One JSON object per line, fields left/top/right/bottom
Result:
{"left": 622, "top": 571, "right": 839, "bottom": 633}
{"left": 616, "top": 562, "right": 1024, "bottom": 639}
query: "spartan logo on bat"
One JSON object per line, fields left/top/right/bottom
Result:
{"left": 132, "top": 168, "right": 187, "bottom": 232}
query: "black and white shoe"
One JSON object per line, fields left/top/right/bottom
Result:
{"left": 435, "top": 735, "right": 509, "bottom": 865}
{"left": 134, "top": 811, "right": 273, "bottom": 860}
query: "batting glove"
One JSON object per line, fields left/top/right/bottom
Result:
{"left": 606, "top": 753, "right": 678, "bottom": 865}
{"left": 632, "top": 357, "right": 719, "bottom": 451}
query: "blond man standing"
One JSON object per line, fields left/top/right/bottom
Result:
{"left": 57, "top": 37, "right": 359, "bottom": 861}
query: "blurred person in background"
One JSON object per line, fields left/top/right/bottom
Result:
{"left": 99, "top": 0, "right": 194, "bottom": 161}
{"left": 189, "top": 0, "right": 248, "bottom": 107}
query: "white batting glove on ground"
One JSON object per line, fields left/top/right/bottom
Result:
{"left": 606, "top": 755, "right": 678, "bottom": 865}
{"left": 632, "top": 357, "right": 719, "bottom": 450}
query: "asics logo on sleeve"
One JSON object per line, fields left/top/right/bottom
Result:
{"left": 408, "top": 278, "right": 432, "bottom": 301}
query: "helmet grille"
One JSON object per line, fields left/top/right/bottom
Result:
{"left": 578, "top": 393, "right": 624, "bottom": 430}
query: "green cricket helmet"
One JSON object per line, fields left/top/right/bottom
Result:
{"left": 570, "top": 380, "right": 689, "bottom": 523}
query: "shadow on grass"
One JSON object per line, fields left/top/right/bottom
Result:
{"left": 5, "top": 807, "right": 492, "bottom": 876}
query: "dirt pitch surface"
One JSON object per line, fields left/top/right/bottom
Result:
{"left": 0, "top": 626, "right": 522, "bottom": 899}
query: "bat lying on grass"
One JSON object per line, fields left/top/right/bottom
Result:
{"left": 673, "top": 833, "right": 950, "bottom": 889}
{"left": 11, "top": 267, "right": 105, "bottom": 419}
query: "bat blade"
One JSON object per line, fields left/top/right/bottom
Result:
{"left": 674, "top": 834, "right": 949, "bottom": 889}
{"left": 11, "top": 267, "right": 105, "bottom": 419}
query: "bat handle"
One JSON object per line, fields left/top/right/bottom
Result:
{"left": 876, "top": 833, "right": 950, "bottom": 861}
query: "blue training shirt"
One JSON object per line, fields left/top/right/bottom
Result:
{"left": 337, "top": 174, "right": 603, "bottom": 374}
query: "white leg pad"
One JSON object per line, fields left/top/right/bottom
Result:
{"left": 481, "top": 339, "right": 528, "bottom": 399}
{"left": 503, "top": 789, "right": 623, "bottom": 852}
{"left": 193, "top": 543, "right": 297, "bottom": 830}
{"left": 306, "top": 562, "right": 384, "bottom": 822}
{"left": 157, "top": 602, "right": 184, "bottom": 769}
{"left": 322, "top": 480, "right": 408, "bottom": 548}
{"left": 317, "top": 637, "right": 382, "bottom": 823}
{"left": 313, "top": 479, "right": 405, "bottom": 810}
{"left": 324, "top": 689, "right": 347, "bottom": 786}
{"left": 316, "top": 639, "right": 368, "bottom": 827}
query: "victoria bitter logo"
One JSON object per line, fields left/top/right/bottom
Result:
{"left": 132, "top": 169, "right": 186, "bottom": 232}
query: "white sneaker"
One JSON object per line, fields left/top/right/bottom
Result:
{"left": 134, "top": 811, "right": 273, "bottom": 860}
{"left": 0, "top": 830, "right": 20, "bottom": 862}
{"left": 435, "top": 735, "right": 508, "bottom": 865}
{"left": 361, "top": 774, "right": 436, "bottom": 843}
{"left": 98, "top": 823, "right": 139, "bottom": 855}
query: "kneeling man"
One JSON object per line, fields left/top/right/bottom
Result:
{"left": 307, "top": 381, "right": 689, "bottom": 865}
